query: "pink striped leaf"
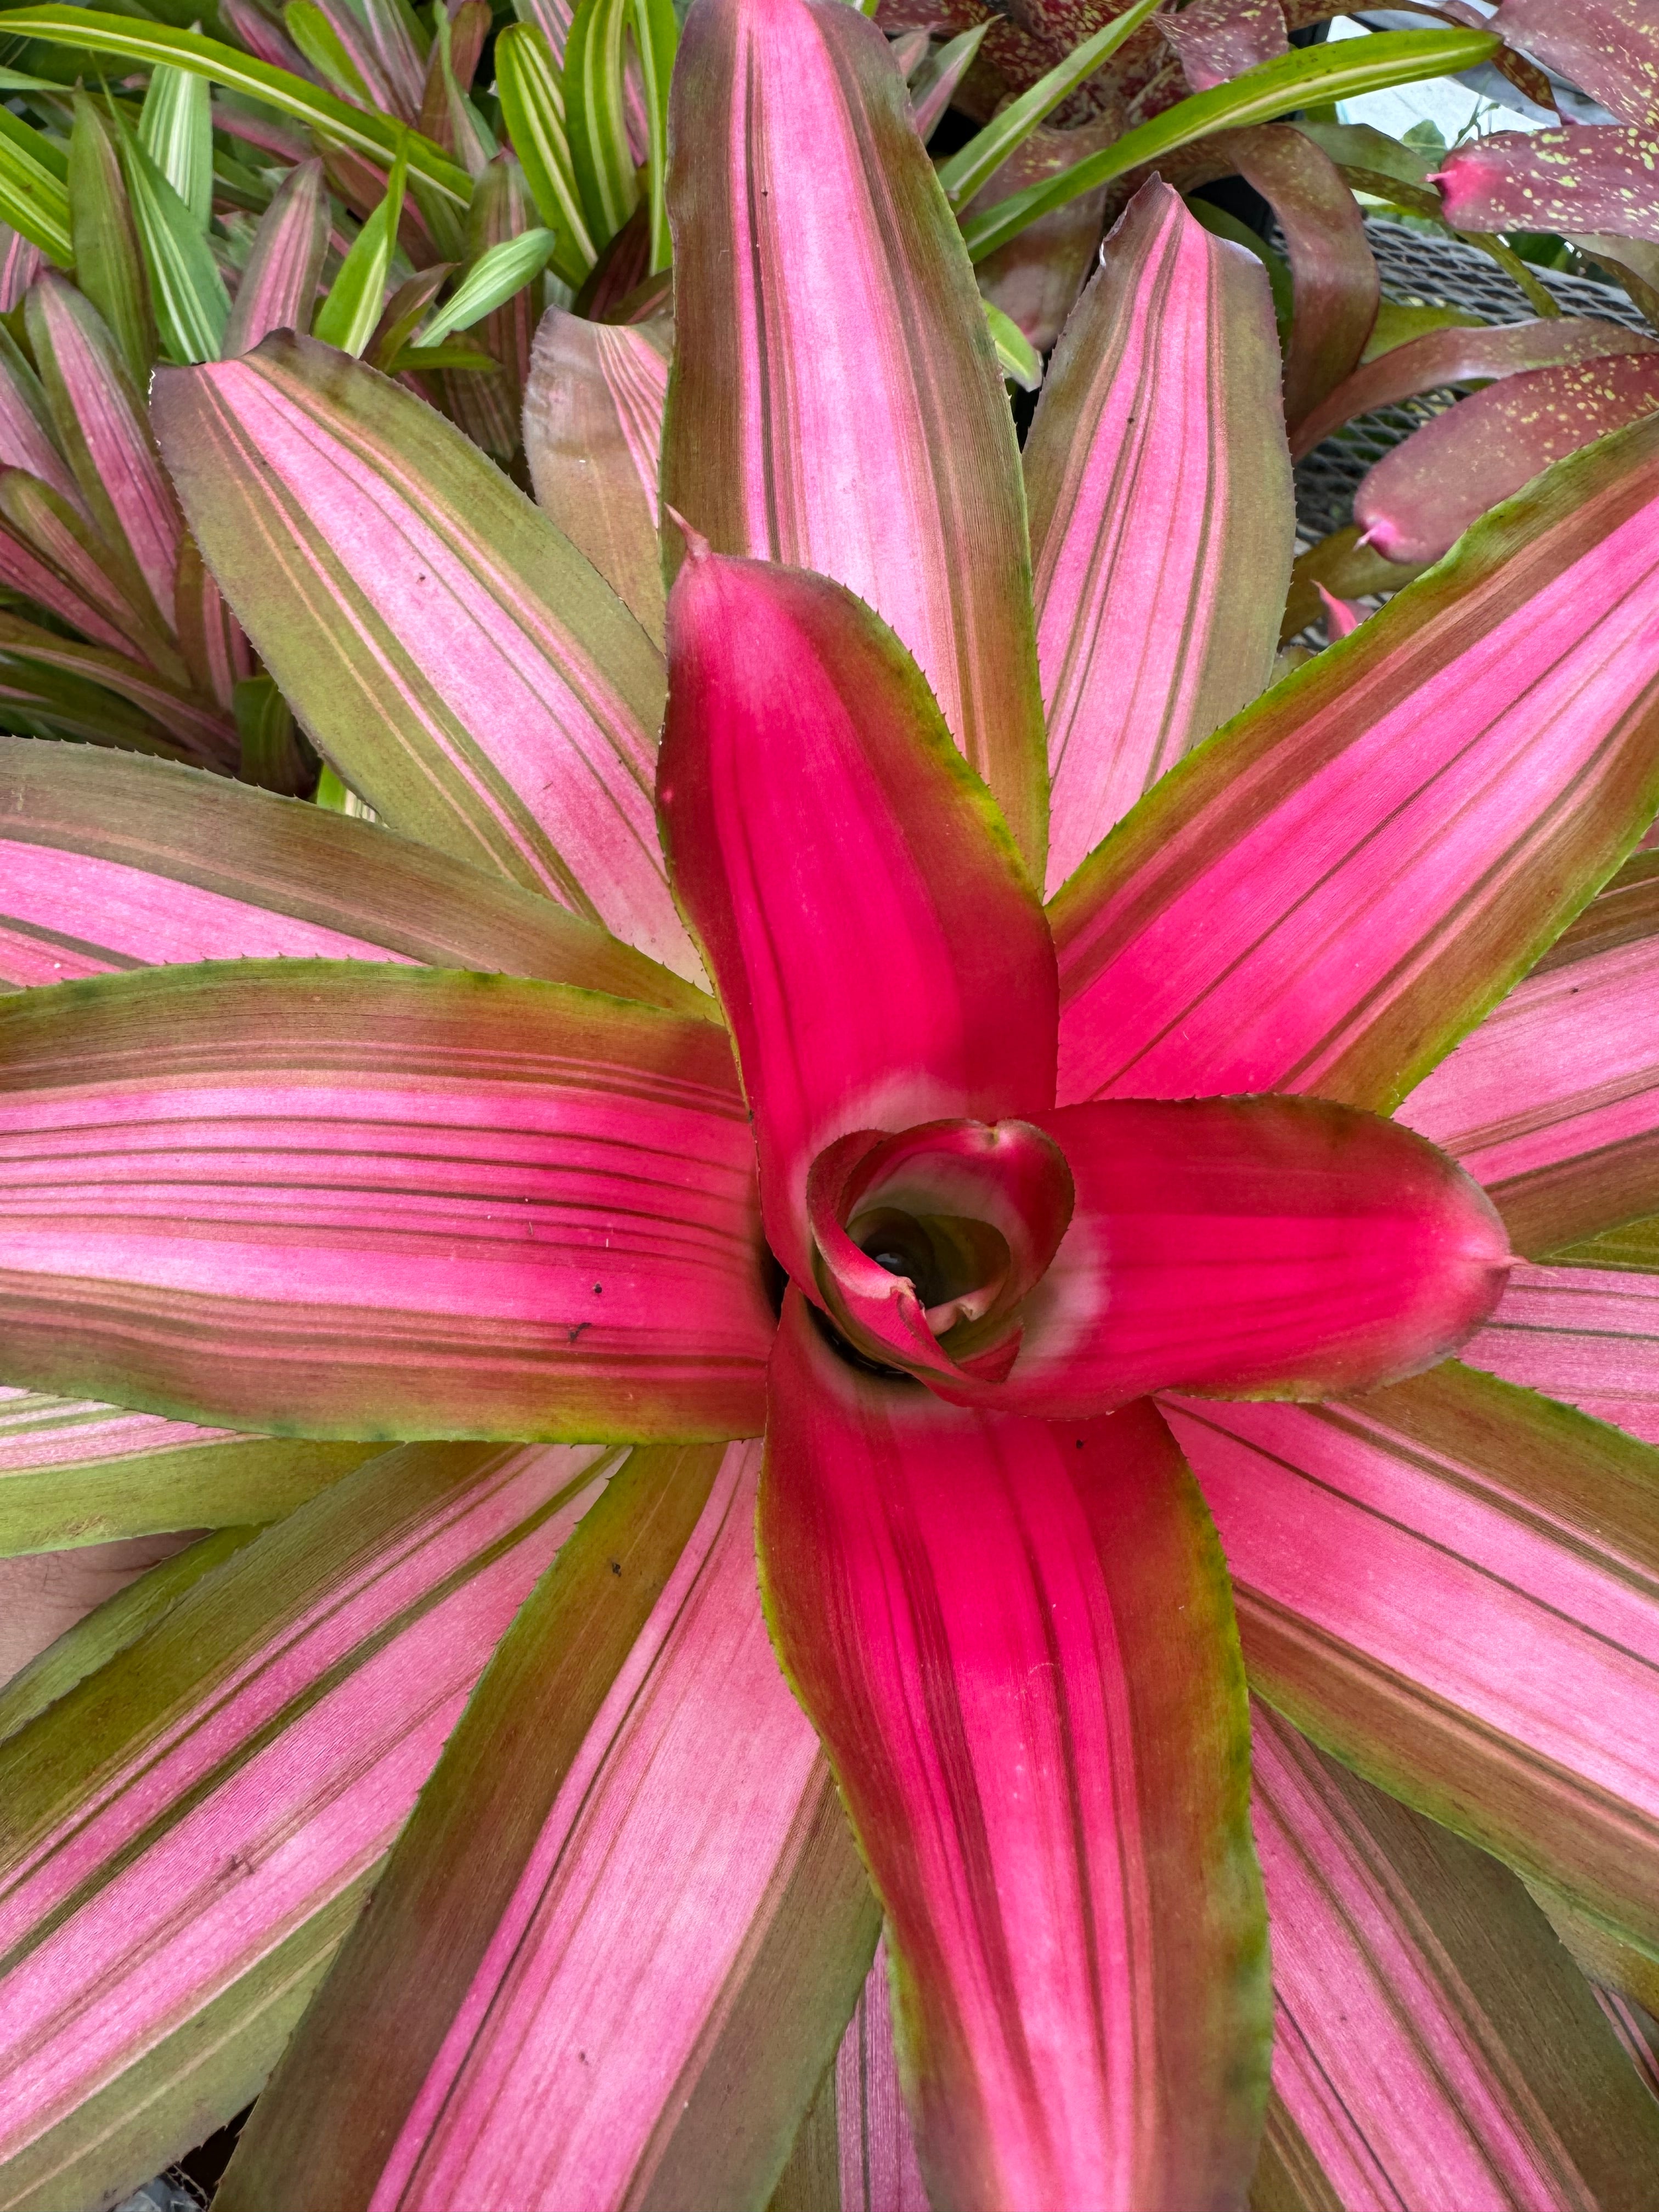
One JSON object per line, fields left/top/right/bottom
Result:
{"left": 150, "top": 335, "right": 698, "bottom": 980}
{"left": 1162, "top": 0, "right": 1288, "bottom": 92}
{"left": 657, "top": 551, "right": 1055, "bottom": 1290}
{"left": 1052, "top": 410, "right": 1659, "bottom": 1114}
{"left": 1493, "top": 0, "right": 1658, "bottom": 130}
{"left": 173, "top": 537, "right": 254, "bottom": 713}
{"left": 0, "top": 1382, "right": 376, "bottom": 1555}
{"left": 661, "top": 0, "right": 1049, "bottom": 877}
{"left": 0, "top": 961, "right": 771, "bottom": 1440}
{"left": 1219, "top": 123, "right": 1379, "bottom": 430}
{"left": 1462, "top": 1262, "right": 1659, "bottom": 1445}
{"left": 0, "top": 325, "right": 81, "bottom": 514}
{"left": 1291, "top": 314, "right": 1659, "bottom": 464}
{"left": 0, "top": 516, "right": 156, "bottom": 663}
{"left": 0, "top": 1432, "right": 618, "bottom": 2212}
{"left": 0, "top": 614, "right": 235, "bottom": 766}
{"left": 1251, "top": 1705, "right": 1659, "bottom": 2212}
{"left": 769, "top": 1941, "right": 930, "bottom": 2212}
{"left": 760, "top": 1290, "right": 1271, "bottom": 2212}
{"left": 1357, "top": 354, "right": 1659, "bottom": 567}
{"left": 0, "top": 471, "right": 183, "bottom": 673}
{"left": 1435, "top": 127, "right": 1659, "bottom": 249}
{"left": 217, "top": 1440, "right": 879, "bottom": 2212}
{"left": 1164, "top": 1360, "right": 1659, "bottom": 1970}
{"left": 1400, "top": 862, "right": 1659, "bottom": 1254}
{"left": 0, "top": 735, "right": 707, "bottom": 1012}
{"left": 523, "top": 307, "right": 670, "bottom": 645}
{"left": 1023, "top": 180, "right": 1293, "bottom": 891}
{"left": 25, "top": 272, "right": 184, "bottom": 633}
{"left": 222, "top": 156, "right": 330, "bottom": 356}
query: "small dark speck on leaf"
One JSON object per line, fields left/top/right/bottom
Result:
{"left": 610, "top": 1559, "right": 622, "bottom": 1576}
{"left": 593, "top": 1282, "right": 603, "bottom": 1294}
{"left": 567, "top": 1321, "right": 590, "bottom": 1344}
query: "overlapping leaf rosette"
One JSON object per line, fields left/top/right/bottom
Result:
{"left": 5, "top": 0, "right": 1659, "bottom": 2205}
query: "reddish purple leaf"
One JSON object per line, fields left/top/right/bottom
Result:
{"left": 1023, "top": 180, "right": 1292, "bottom": 888}
{"left": 1357, "top": 354, "right": 1659, "bottom": 567}
{"left": 1164, "top": 1362, "right": 1659, "bottom": 1966}
{"left": 1436, "top": 127, "right": 1659, "bottom": 249}
{"left": 1252, "top": 1703, "right": 1659, "bottom": 2211}
{"left": 761, "top": 1290, "right": 1271, "bottom": 2212}
{"left": 1053, "top": 413, "right": 1659, "bottom": 1114}
{"left": 0, "top": 330, "right": 82, "bottom": 515}
{"left": 663, "top": 0, "right": 1050, "bottom": 874}
{"left": 222, "top": 157, "right": 330, "bottom": 357}
{"left": 221, "top": 1441, "right": 877, "bottom": 2212}
{"left": 1220, "top": 123, "right": 1380, "bottom": 430}
{"left": 0, "top": 962, "right": 771, "bottom": 1441}
{"left": 1291, "top": 314, "right": 1659, "bottom": 464}
{"left": 658, "top": 550, "right": 1055, "bottom": 1288}
{"left": 1493, "top": 0, "right": 1659, "bottom": 129}
{"left": 994, "top": 1095, "right": 1509, "bottom": 1413}
{"left": 970, "top": 123, "right": 1115, "bottom": 359}
{"left": 1161, "top": 0, "right": 1288, "bottom": 91}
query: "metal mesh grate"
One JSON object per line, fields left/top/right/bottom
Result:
{"left": 1289, "top": 219, "right": 1652, "bottom": 542}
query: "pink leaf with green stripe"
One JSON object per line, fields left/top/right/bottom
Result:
{"left": 662, "top": 0, "right": 1049, "bottom": 875}
{"left": 1290, "top": 314, "right": 1659, "bottom": 464}
{"left": 0, "top": 1381, "right": 375, "bottom": 1555}
{"left": 1463, "top": 1262, "right": 1659, "bottom": 1444}
{"left": 1399, "top": 870, "right": 1659, "bottom": 1253}
{"left": 523, "top": 308, "right": 670, "bottom": 645}
{"left": 1252, "top": 1703, "right": 1659, "bottom": 2212}
{"left": 1023, "top": 180, "right": 1293, "bottom": 890}
{"left": 150, "top": 336, "right": 697, "bottom": 979}
{"left": 0, "top": 736, "right": 707, "bottom": 1012}
{"left": 26, "top": 272, "right": 183, "bottom": 631}
{"left": 1053, "top": 411, "right": 1659, "bottom": 1114}
{"left": 1164, "top": 1361, "right": 1659, "bottom": 1970}
{"left": 222, "top": 157, "right": 330, "bottom": 357}
{"left": 0, "top": 962, "right": 770, "bottom": 1440}
{"left": 657, "top": 550, "right": 1055, "bottom": 1289}
{"left": 760, "top": 1289, "right": 1270, "bottom": 2212}
{"left": 0, "top": 328, "right": 81, "bottom": 515}
{"left": 220, "top": 1440, "right": 877, "bottom": 2212}
{"left": 0, "top": 1435, "right": 615, "bottom": 2212}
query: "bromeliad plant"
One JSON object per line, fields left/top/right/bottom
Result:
{"left": 7, "top": 0, "right": 1659, "bottom": 2206}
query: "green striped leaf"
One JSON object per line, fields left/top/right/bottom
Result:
{"left": 494, "top": 19, "right": 595, "bottom": 281}
{"left": 313, "top": 138, "right": 407, "bottom": 358}
{"left": 935, "top": 0, "right": 1161, "bottom": 213}
{"left": 0, "top": 105, "right": 72, "bottom": 270}
{"left": 66, "top": 92, "right": 155, "bottom": 386}
{"left": 565, "top": 0, "right": 639, "bottom": 251}
{"left": 117, "top": 120, "right": 230, "bottom": 365}
{"left": 417, "top": 225, "right": 555, "bottom": 346}
{"left": 0, "top": 1385, "right": 376, "bottom": 1558}
{"left": 960, "top": 29, "right": 1500, "bottom": 262}
{"left": 0, "top": 8, "right": 472, "bottom": 207}
{"left": 137, "top": 59, "right": 212, "bottom": 232}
